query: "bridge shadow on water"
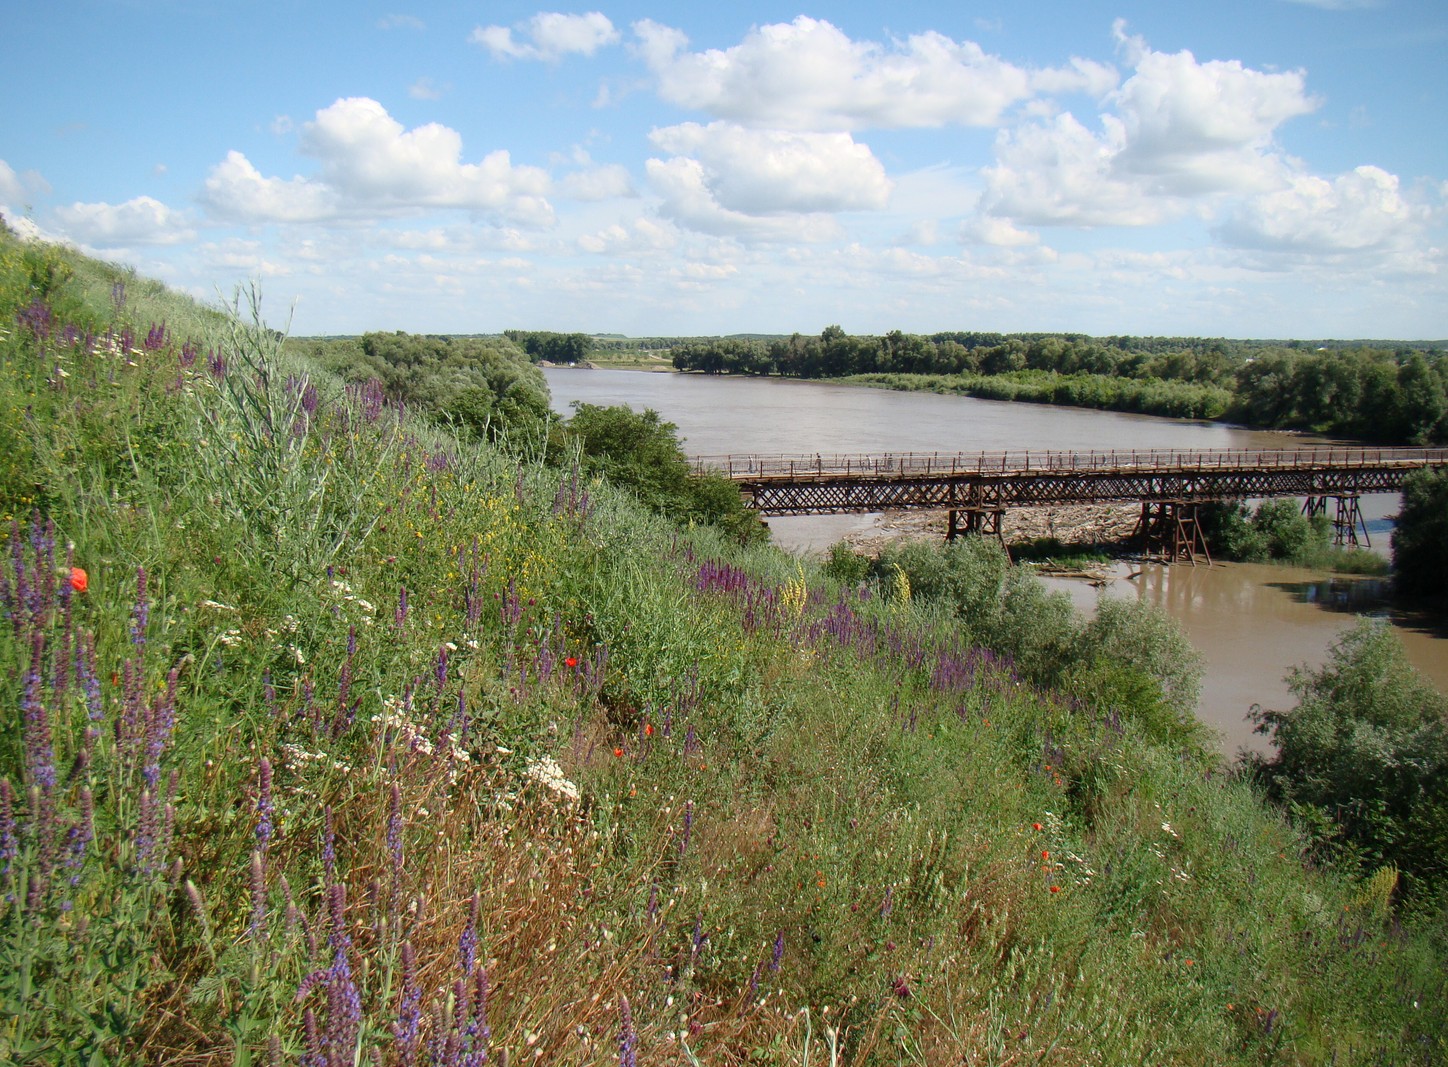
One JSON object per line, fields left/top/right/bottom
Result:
{"left": 1266, "top": 576, "right": 1448, "bottom": 640}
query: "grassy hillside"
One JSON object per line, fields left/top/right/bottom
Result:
{"left": 1, "top": 222, "right": 1443, "bottom": 1064}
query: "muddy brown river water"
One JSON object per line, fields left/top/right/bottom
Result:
{"left": 543, "top": 367, "right": 1448, "bottom": 755}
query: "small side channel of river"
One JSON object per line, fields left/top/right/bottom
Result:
{"left": 543, "top": 367, "right": 1448, "bottom": 756}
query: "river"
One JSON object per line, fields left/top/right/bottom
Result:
{"left": 543, "top": 367, "right": 1448, "bottom": 755}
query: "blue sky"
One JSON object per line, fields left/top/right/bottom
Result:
{"left": 3, "top": 1, "right": 1445, "bottom": 339}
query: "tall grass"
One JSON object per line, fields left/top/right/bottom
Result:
{"left": 0, "top": 221, "right": 1443, "bottom": 1064}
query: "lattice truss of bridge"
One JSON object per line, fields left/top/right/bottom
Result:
{"left": 695, "top": 448, "right": 1448, "bottom": 564}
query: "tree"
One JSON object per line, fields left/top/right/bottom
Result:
{"left": 1392, "top": 467, "right": 1448, "bottom": 603}
{"left": 1248, "top": 620, "right": 1448, "bottom": 896}
{"left": 558, "top": 404, "right": 766, "bottom": 543}
{"left": 1393, "top": 354, "right": 1446, "bottom": 445}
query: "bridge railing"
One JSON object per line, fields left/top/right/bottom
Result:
{"left": 691, "top": 447, "right": 1448, "bottom": 480}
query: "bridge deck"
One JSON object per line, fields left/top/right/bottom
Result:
{"left": 694, "top": 447, "right": 1448, "bottom": 482}
{"left": 692, "top": 447, "right": 1448, "bottom": 518}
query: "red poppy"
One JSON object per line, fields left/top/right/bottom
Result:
{"left": 565, "top": 656, "right": 578, "bottom": 668}
{"left": 1049, "top": 885, "right": 1061, "bottom": 893}
{"left": 644, "top": 723, "right": 654, "bottom": 737}
{"left": 612, "top": 747, "right": 624, "bottom": 758}
{"left": 69, "top": 567, "right": 88, "bottom": 593}
{"left": 1031, "top": 822, "right": 1043, "bottom": 832}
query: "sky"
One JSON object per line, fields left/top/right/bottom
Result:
{"left": 3, "top": 1, "right": 1446, "bottom": 340}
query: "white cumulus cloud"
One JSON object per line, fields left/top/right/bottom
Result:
{"left": 577, "top": 216, "right": 677, "bottom": 255}
{"left": 301, "top": 97, "right": 552, "bottom": 220}
{"left": 645, "top": 156, "right": 845, "bottom": 243}
{"left": 471, "top": 12, "right": 619, "bottom": 62}
{"left": 978, "top": 26, "right": 1320, "bottom": 228}
{"left": 1108, "top": 24, "right": 1319, "bottom": 194}
{"left": 0, "top": 159, "right": 26, "bottom": 204}
{"left": 649, "top": 123, "right": 892, "bottom": 214}
{"left": 54, "top": 196, "right": 194, "bottom": 246}
{"left": 1217, "top": 165, "right": 1424, "bottom": 254}
{"left": 201, "top": 98, "right": 555, "bottom": 227}
{"left": 202, "top": 151, "right": 338, "bottom": 223}
{"left": 558, "top": 163, "right": 635, "bottom": 201}
{"left": 0, "top": 158, "right": 51, "bottom": 208}
{"left": 633, "top": 16, "right": 1116, "bottom": 132}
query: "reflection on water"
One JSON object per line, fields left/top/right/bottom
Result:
{"left": 1267, "top": 577, "right": 1392, "bottom": 614}
{"left": 544, "top": 368, "right": 1448, "bottom": 757}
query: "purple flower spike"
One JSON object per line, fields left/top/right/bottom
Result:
{"left": 22, "top": 631, "right": 56, "bottom": 790}
{"left": 618, "top": 995, "right": 638, "bottom": 1067}
{"left": 130, "top": 567, "right": 149, "bottom": 649}
{"left": 256, "top": 757, "right": 274, "bottom": 852}
{"left": 393, "top": 942, "right": 422, "bottom": 1066}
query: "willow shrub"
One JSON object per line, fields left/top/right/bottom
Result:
{"left": 1249, "top": 619, "right": 1448, "bottom": 898}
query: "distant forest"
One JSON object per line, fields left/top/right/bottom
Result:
{"left": 666, "top": 327, "right": 1448, "bottom": 444}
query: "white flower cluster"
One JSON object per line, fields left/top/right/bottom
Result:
{"left": 372, "top": 696, "right": 472, "bottom": 781}
{"left": 330, "top": 578, "right": 375, "bottom": 623}
{"left": 280, "top": 742, "right": 353, "bottom": 776}
{"left": 524, "top": 756, "right": 581, "bottom": 803}
{"left": 90, "top": 332, "right": 140, "bottom": 365}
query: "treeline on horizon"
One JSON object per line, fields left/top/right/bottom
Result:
{"left": 668, "top": 327, "right": 1448, "bottom": 444}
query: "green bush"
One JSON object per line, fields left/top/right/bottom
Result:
{"left": 1392, "top": 467, "right": 1448, "bottom": 604}
{"left": 1248, "top": 619, "right": 1448, "bottom": 896}
{"left": 820, "top": 542, "right": 871, "bottom": 585}
{"left": 1200, "top": 499, "right": 1332, "bottom": 565}
{"left": 1074, "top": 596, "right": 1204, "bottom": 722}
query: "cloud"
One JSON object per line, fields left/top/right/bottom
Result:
{"left": 979, "top": 27, "right": 1320, "bottom": 227}
{"left": 203, "top": 98, "right": 554, "bottom": 227}
{"left": 648, "top": 123, "right": 891, "bottom": 214}
{"left": 408, "top": 77, "right": 444, "bottom": 101}
{"left": 471, "top": 12, "right": 619, "bottom": 62}
{"left": 54, "top": 196, "right": 195, "bottom": 246}
{"left": 1216, "top": 165, "right": 1424, "bottom": 255}
{"left": 202, "top": 151, "right": 338, "bottom": 223}
{"left": 961, "top": 216, "right": 1041, "bottom": 247}
{"left": 645, "top": 156, "right": 844, "bottom": 242}
{"left": 0, "top": 158, "right": 51, "bottom": 205}
{"left": 577, "top": 216, "right": 678, "bottom": 255}
{"left": 557, "top": 163, "right": 635, "bottom": 201}
{"left": 1107, "top": 23, "right": 1319, "bottom": 194}
{"left": 377, "top": 14, "right": 425, "bottom": 31}
{"left": 981, "top": 113, "right": 1171, "bottom": 227}
{"left": 0, "top": 159, "right": 26, "bottom": 204}
{"left": 633, "top": 16, "right": 1116, "bottom": 132}
{"left": 301, "top": 98, "right": 552, "bottom": 218}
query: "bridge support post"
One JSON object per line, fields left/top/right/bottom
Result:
{"left": 1302, "top": 495, "right": 1370, "bottom": 547}
{"left": 1333, "top": 495, "right": 1369, "bottom": 548}
{"left": 1134, "top": 501, "right": 1212, "bottom": 565}
{"left": 947, "top": 508, "right": 1006, "bottom": 548}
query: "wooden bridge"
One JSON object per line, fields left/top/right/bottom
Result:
{"left": 693, "top": 447, "right": 1448, "bottom": 562}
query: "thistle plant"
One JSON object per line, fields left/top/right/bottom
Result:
{"left": 181, "top": 283, "right": 399, "bottom": 583}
